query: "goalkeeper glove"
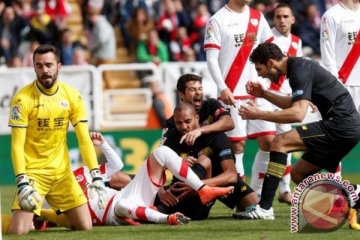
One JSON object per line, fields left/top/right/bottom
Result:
{"left": 88, "top": 168, "right": 108, "bottom": 209}
{"left": 16, "top": 174, "right": 42, "bottom": 211}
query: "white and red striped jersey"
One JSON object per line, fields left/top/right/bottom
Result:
{"left": 269, "top": 27, "right": 302, "bottom": 95}
{"left": 72, "top": 141, "right": 124, "bottom": 226}
{"left": 204, "top": 5, "right": 273, "bottom": 98}
{"left": 320, "top": 2, "right": 360, "bottom": 86}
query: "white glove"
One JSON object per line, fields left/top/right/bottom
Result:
{"left": 88, "top": 168, "right": 108, "bottom": 209}
{"left": 16, "top": 174, "right": 42, "bottom": 211}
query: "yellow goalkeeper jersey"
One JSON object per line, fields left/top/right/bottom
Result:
{"left": 8, "top": 80, "right": 88, "bottom": 175}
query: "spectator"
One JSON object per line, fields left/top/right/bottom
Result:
{"left": 298, "top": 3, "right": 321, "bottom": 56}
{"left": 86, "top": 6, "right": 116, "bottom": 65}
{"left": 127, "top": 6, "right": 155, "bottom": 56}
{"left": 0, "top": 5, "right": 27, "bottom": 62}
{"left": 59, "top": 28, "right": 74, "bottom": 65}
{"left": 26, "top": 3, "right": 60, "bottom": 46}
{"left": 136, "top": 29, "right": 169, "bottom": 65}
{"left": 22, "top": 40, "right": 40, "bottom": 67}
{"left": 72, "top": 45, "right": 89, "bottom": 66}
{"left": 169, "top": 26, "right": 192, "bottom": 61}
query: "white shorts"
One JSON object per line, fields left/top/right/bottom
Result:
{"left": 221, "top": 98, "right": 276, "bottom": 141}
{"left": 346, "top": 85, "right": 360, "bottom": 114}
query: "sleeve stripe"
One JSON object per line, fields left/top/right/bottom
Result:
{"left": 204, "top": 43, "right": 221, "bottom": 50}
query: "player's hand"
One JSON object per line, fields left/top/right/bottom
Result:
{"left": 88, "top": 168, "right": 109, "bottom": 209}
{"left": 220, "top": 88, "right": 236, "bottom": 107}
{"left": 16, "top": 174, "right": 42, "bottom": 211}
{"left": 157, "top": 186, "right": 179, "bottom": 207}
{"left": 90, "top": 132, "right": 105, "bottom": 146}
{"left": 245, "top": 81, "right": 264, "bottom": 97}
{"left": 183, "top": 156, "right": 198, "bottom": 166}
{"left": 180, "top": 129, "right": 202, "bottom": 146}
{"left": 238, "top": 101, "right": 262, "bottom": 120}
{"left": 309, "top": 102, "right": 318, "bottom": 113}
{"left": 170, "top": 182, "right": 197, "bottom": 201}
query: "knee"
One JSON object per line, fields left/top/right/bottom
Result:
{"left": 270, "top": 135, "right": 285, "bottom": 152}
{"left": 231, "top": 141, "right": 245, "bottom": 154}
{"left": 74, "top": 220, "right": 92, "bottom": 231}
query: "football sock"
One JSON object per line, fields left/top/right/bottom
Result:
{"left": 334, "top": 163, "right": 342, "bottom": 178}
{"left": 114, "top": 199, "right": 168, "bottom": 223}
{"left": 40, "top": 209, "right": 71, "bottom": 228}
{"left": 153, "top": 146, "right": 204, "bottom": 190}
{"left": 279, "top": 154, "right": 292, "bottom": 194}
{"left": 259, "top": 151, "right": 287, "bottom": 210}
{"left": 234, "top": 153, "right": 245, "bottom": 177}
{"left": 1, "top": 214, "right": 11, "bottom": 234}
{"left": 250, "top": 149, "right": 269, "bottom": 195}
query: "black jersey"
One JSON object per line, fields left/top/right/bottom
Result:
{"left": 164, "top": 98, "right": 230, "bottom": 129}
{"left": 288, "top": 57, "right": 358, "bottom": 121}
{"left": 163, "top": 128, "right": 233, "bottom": 177}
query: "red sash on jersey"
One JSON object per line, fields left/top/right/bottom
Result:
{"left": 225, "top": 8, "right": 261, "bottom": 93}
{"left": 338, "top": 30, "right": 360, "bottom": 84}
{"left": 270, "top": 34, "right": 300, "bottom": 91}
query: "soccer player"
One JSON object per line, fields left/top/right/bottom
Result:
{"left": 163, "top": 73, "right": 234, "bottom": 145}
{"left": 320, "top": 0, "right": 360, "bottom": 114}
{"left": 250, "top": 3, "right": 302, "bottom": 205}
{"left": 36, "top": 145, "right": 234, "bottom": 227}
{"left": 156, "top": 102, "right": 258, "bottom": 220}
{"left": 236, "top": 43, "right": 360, "bottom": 221}
{"left": 204, "top": 0, "right": 276, "bottom": 180}
{"left": 6, "top": 44, "right": 108, "bottom": 235}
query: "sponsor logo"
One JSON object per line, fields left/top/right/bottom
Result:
{"left": 11, "top": 105, "right": 20, "bottom": 120}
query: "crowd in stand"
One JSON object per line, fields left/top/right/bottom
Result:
{"left": 0, "top": 0, "right": 339, "bottom": 69}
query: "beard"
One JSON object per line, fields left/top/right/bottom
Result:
{"left": 37, "top": 71, "right": 58, "bottom": 89}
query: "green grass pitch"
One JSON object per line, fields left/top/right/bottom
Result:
{"left": 2, "top": 174, "right": 360, "bottom": 240}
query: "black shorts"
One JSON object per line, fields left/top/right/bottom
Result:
{"left": 296, "top": 120, "right": 359, "bottom": 172}
{"left": 154, "top": 175, "right": 254, "bottom": 220}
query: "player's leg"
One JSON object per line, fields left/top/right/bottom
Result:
{"left": 222, "top": 100, "right": 247, "bottom": 179}
{"left": 39, "top": 209, "right": 70, "bottom": 228}
{"left": 47, "top": 171, "right": 92, "bottom": 230}
{"left": 1, "top": 214, "right": 12, "bottom": 234}
{"left": 7, "top": 210, "right": 34, "bottom": 234}
{"left": 114, "top": 198, "right": 190, "bottom": 225}
{"left": 278, "top": 153, "right": 292, "bottom": 204}
{"left": 152, "top": 146, "right": 234, "bottom": 204}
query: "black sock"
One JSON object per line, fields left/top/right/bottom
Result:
{"left": 259, "top": 151, "right": 287, "bottom": 210}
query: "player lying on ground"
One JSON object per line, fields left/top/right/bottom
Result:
{"left": 34, "top": 134, "right": 234, "bottom": 228}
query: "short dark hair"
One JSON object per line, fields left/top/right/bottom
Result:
{"left": 33, "top": 44, "right": 60, "bottom": 63}
{"left": 274, "top": 3, "right": 294, "bottom": 15}
{"left": 174, "top": 102, "right": 196, "bottom": 116}
{"left": 176, "top": 74, "right": 202, "bottom": 93}
{"left": 250, "top": 43, "right": 285, "bottom": 65}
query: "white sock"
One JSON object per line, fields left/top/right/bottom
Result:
{"left": 153, "top": 146, "right": 204, "bottom": 190}
{"left": 279, "top": 153, "right": 292, "bottom": 194}
{"left": 234, "top": 153, "right": 244, "bottom": 176}
{"left": 114, "top": 198, "right": 168, "bottom": 223}
{"left": 250, "top": 149, "right": 269, "bottom": 196}
{"left": 334, "top": 163, "right": 342, "bottom": 178}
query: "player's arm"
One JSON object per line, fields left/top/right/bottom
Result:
{"left": 75, "top": 123, "right": 98, "bottom": 170}
{"left": 11, "top": 127, "right": 26, "bottom": 175}
{"left": 320, "top": 14, "right": 338, "bottom": 76}
{"left": 198, "top": 114, "right": 234, "bottom": 135}
{"left": 202, "top": 159, "right": 237, "bottom": 187}
{"left": 246, "top": 81, "right": 292, "bottom": 109}
{"left": 239, "top": 99, "right": 309, "bottom": 124}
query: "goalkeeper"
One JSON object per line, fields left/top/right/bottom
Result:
{"left": 6, "top": 44, "right": 108, "bottom": 235}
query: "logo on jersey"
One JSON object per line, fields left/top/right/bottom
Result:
{"left": 291, "top": 42, "right": 298, "bottom": 50}
{"left": 250, "top": 18, "right": 259, "bottom": 27}
{"left": 11, "top": 105, "right": 21, "bottom": 120}
{"left": 234, "top": 33, "right": 245, "bottom": 47}
{"left": 292, "top": 90, "right": 304, "bottom": 98}
{"left": 205, "top": 21, "right": 214, "bottom": 40}
{"left": 348, "top": 31, "right": 358, "bottom": 46}
{"left": 60, "top": 100, "right": 69, "bottom": 108}
{"left": 322, "top": 30, "right": 329, "bottom": 42}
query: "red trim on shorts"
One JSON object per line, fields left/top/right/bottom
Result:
{"left": 101, "top": 195, "right": 115, "bottom": 225}
{"left": 204, "top": 43, "right": 221, "bottom": 50}
{"left": 146, "top": 157, "right": 166, "bottom": 187}
{"left": 228, "top": 136, "right": 247, "bottom": 141}
{"left": 217, "top": 96, "right": 255, "bottom": 101}
{"left": 179, "top": 159, "right": 189, "bottom": 179}
{"left": 247, "top": 131, "right": 276, "bottom": 139}
{"left": 283, "top": 166, "right": 291, "bottom": 176}
{"left": 135, "top": 207, "right": 148, "bottom": 221}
